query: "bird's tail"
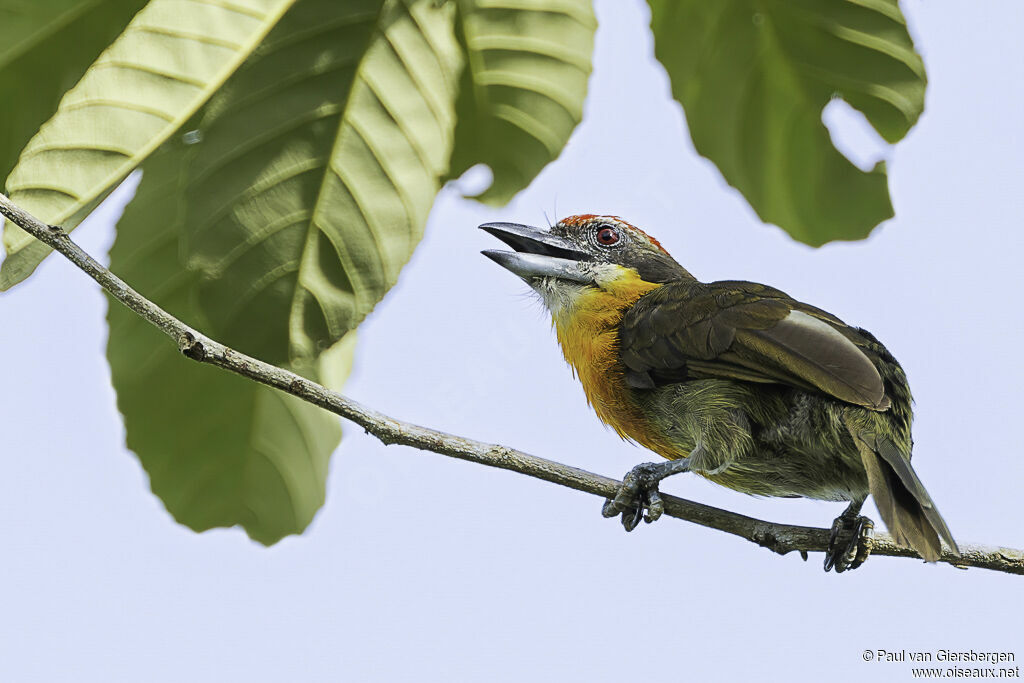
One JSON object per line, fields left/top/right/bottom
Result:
{"left": 856, "top": 434, "right": 960, "bottom": 562}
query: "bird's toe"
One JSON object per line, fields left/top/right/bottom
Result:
{"left": 825, "top": 515, "right": 874, "bottom": 573}
{"left": 601, "top": 463, "right": 664, "bottom": 532}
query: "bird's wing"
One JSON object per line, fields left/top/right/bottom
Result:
{"left": 618, "top": 280, "right": 890, "bottom": 410}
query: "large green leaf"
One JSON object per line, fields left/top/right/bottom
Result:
{"left": 444, "top": 0, "right": 595, "bottom": 205}
{"left": 0, "top": 0, "right": 148, "bottom": 180}
{"left": 1, "top": 0, "right": 299, "bottom": 291}
{"left": 181, "top": 0, "right": 462, "bottom": 364}
{"left": 105, "top": 0, "right": 461, "bottom": 543}
{"left": 649, "top": 0, "right": 926, "bottom": 245}
{"left": 106, "top": 143, "right": 353, "bottom": 545}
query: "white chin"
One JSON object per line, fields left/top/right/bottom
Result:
{"left": 531, "top": 277, "right": 586, "bottom": 316}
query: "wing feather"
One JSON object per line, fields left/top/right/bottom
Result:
{"left": 619, "top": 280, "right": 890, "bottom": 410}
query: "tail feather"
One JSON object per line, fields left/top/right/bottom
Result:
{"left": 857, "top": 435, "right": 959, "bottom": 562}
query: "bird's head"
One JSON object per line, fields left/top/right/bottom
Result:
{"left": 481, "top": 215, "right": 691, "bottom": 314}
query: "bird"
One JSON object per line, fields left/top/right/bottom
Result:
{"left": 480, "top": 214, "right": 959, "bottom": 572}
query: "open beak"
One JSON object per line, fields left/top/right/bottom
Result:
{"left": 479, "top": 222, "right": 592, "bottom": 283}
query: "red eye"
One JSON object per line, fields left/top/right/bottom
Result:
{"left": 596, "top": 226, "right": 619, "bottom": 245}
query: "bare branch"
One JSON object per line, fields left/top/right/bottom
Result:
{"left": 2, "top": 192, "right": 1021, "bottom": 575}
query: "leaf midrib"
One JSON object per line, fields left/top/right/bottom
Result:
{"left": 292, "top": 0, "right": 393, "bottom": 350}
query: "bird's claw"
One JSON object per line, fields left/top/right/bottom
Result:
{"left": 602, "top": 463, "right": 665, "bottom": 532}
{"left": 824, "top": 514, "right": 874, "bottom": 573}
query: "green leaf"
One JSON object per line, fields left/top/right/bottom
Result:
{"left": 104, "top": 0, "right": 461, "bottom": 543}
{"left": 445, "top": 0, "right": 595, "bottom": 205}
{"left": 1, "top": 0, "right": 299, "bottom": 291}
{"left": 0, "top": 0, "right": 148, "bottom": 180}
{"left": 106, "top": 143, "right": 352, "bottom": 545}
{"left": 181, "top": 0, "right": 462, "bottom": 364}
{"left": 648, "top": 0, "right": 926, "bottom": 245}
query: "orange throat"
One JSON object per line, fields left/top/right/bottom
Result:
{"left": 551, "top": 276, "right": 676, "bottom": 456}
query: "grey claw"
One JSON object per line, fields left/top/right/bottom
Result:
{"left": 622, "top": 504, "right": 643, "bottom": 532}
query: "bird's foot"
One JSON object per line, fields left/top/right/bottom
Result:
{"left": 824, "top": 514, "right": 874, "bottom": 573}
{"left": 602, "top": 462, "right": 666, "bottom": 531}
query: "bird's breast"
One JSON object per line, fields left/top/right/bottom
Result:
{"left": 551, "top": 281, "right": 680, "bottom": 457}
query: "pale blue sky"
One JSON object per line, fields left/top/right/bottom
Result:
{"left": 2, "top": 1, "right": 1022, "bottom": 681}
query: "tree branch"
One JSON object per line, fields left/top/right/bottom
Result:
{"left": 2, "top": 192, "right": 1021, "bottom": 575}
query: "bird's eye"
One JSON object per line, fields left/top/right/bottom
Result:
{"left": 596, "top": 226, "right": 620, "bottom": 246}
